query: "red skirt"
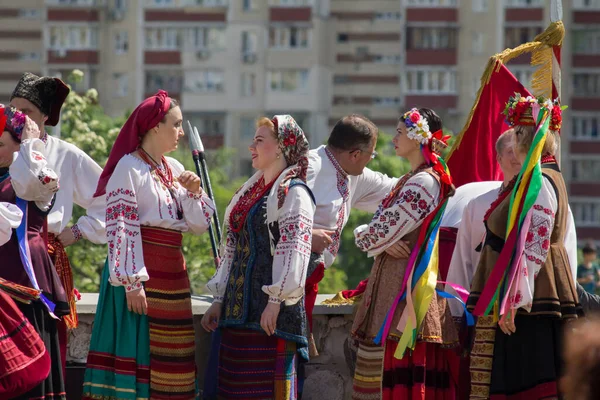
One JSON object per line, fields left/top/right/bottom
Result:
{"left": 0, "top": 289, "right": 50, "bottom": 398}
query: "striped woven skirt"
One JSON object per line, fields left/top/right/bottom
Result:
{"left": 211, "top": 328, "right": 298, "bottom": 400}
{"left": 352, "top": 340, "right": 456, "bottom": 400}
{"left": 83, "top": 226, "right": 197, "bottom": 400}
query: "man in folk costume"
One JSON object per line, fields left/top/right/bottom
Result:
{"left": 9, "top": 72, "right": 106, "bottom": 375}
{"left": 306, "top": 114, "right": 400, "bottom": 353}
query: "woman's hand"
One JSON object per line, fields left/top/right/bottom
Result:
{"left": 57, "top": 227, "right": 77, "bottom": 247}
{"left": 201, "top": 302, "right": 222, "bottom": 332}
{"left": 385, "top": 240, "right": 412, "bottom": 259}
{"left": 499, "top": 308, "right": 517, "bottom": 335}
{"left": 126, "top": 287, "right": 147, "bottom": 315}
{"left": 178, "top": 171, "right": 202, "bottom": 194}
{"left": 260, "top": 302, "right": 281, "bottom": 336}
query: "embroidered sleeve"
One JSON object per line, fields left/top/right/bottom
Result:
{"left": 105, "top": 159, "right": 148, "bottom": 293}
{"left": 262, "top": 185, "right": 315, "bottom": 305}
{"left": 0, "top": 202, "right": 23, "bottom": 246}
{"left": 72, "top": 150, "right": 106, "bottom": 244}
{"left": 508, "top": 177, "right": 557, "bottom": 312}
{"left": 9, "top": 139, "right": 59, "bottom": 211}
{"left": 206, "top": 228, "right": 237, "bottom": 303}
{"left": 352, "top": 167, "right": 398, "bottom": 213}
{"left": 354, "top": 172, "right": 440, "bottom": 258}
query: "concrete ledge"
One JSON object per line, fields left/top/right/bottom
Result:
{"left": 77, "top": 293, "right": 355, "bottom": 315}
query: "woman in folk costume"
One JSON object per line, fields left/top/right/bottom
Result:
{"left": 0, "top": 202, "right": 53, "bottom": 399}
{"left": 0, "top": 105, "right": 69, "bottom": 400}
{"left": 202, "top": 115, "right": 314, "bottom": 400}
{"left": 82, "top": 90, "right": 215, "bottom": 400}
{"left": 467, "top": 95, "right": 580, "bottom": 400}
{"left": 351, "top": 108, "right": 460, "bottom": 400}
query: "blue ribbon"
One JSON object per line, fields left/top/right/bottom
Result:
{"left": 435, "top": 289, "right": 474, "bottom": 326}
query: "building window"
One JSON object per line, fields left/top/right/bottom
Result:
{"left": 184, "top": 71, "right": 224, "bottom": 93}
{"left": 48, "top": 26, "right": 98, "bottom": 50}
{"left": 504, "top": 0, "right": 543, "bottom": 6}
{"left": 573, "top": 0, "right": 600, "bottom": 9}
{"left": 184, "top": 0, "right": 228, "bottom": 5}
{"left": 113, "top": 73, "right": 128, "bottom": 97}
{"left": 471, "top": 32, "right": 484, "bottom": 55}
{"left": 187, "top": 114, "right": 225, "bottom": 136}
{"left": 241, "top": 31, "right": 258, "bottom": 62}
{"left": 374, "top": 12, "right": 401, "bottom": 20}
{"left": 145, "top": 71, "right": 182, "bottom": 93}
{"left": 509, "top": 67, "right": 534, "bottom": 91}
{"left": 144, "top": 28, "right": 181, "bottom": 50}
{"left": 49, "top": 69, "right": 97, "bottom": 92}
{"left": 374, "top": 55, "right": 401, "bottom": 64}
{"left": 572, "top": 158, "right": 600, "bottom": 182}
{"left": 472, "top": 0, "right": 488, "bottom": 12}
{"left": 404, "top": 0, "right": 457, "bottom": 6}
{"left": 337, "top": 33, "right": 348, "bottom": 43}
{"left": 19, "top": 9, "right": 42, "bottom": 18}
{"left": 504, "top": 27, "right": 543, "bottom": 49}
{"left": 374, "top": 97, "right": 401, "bottom": 107}
{"left": 406, "top": 28, "right": 457, "bottom": 50}
{"left": 114, "top": 31, "right": 128, "bottom": 54}
{"left": 573, "top": 30, "right": 600, "bottom": 55}
{"left": 270, "top": 0, "right": 312, "bottom": 6}
{"left": 573, "top": 73, "right": 600, "bottom": 97}
{"left": 241, "top": 117, "right": 256, "bottom": 140}
{"left": 19, "top": 52, "right": 41, "bottom": 61}
{"left": 243, "top": 0, "right": 256, "bottom": 11}
{"left": 241, "top": 73, "right": 256, "bottom": 97}
{"left": 405, "top": 69, "right": 457, "bottom": 94}
{"left": 188, "top": 27, "right": 226, "bottom": 50}
{"left": 47, "top": 0, "right": 96, "bottom": 5}
{"left": 269, "top": 26, "right": 310, "bottom": 49}
{"left": 572, "top": 201, "right": 600, "bottom": 226}
{"left": 268, "top": 70, "right": 309, "bottom": 93}
{"left": 572, "top": 115, "right": 600, "bottom": 140}
{"left": 148, "top": 0, "right": 174, "bottom": 6}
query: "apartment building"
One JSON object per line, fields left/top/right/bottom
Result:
{"left": 0, "top": 0, "right": 599, "bottom": 237}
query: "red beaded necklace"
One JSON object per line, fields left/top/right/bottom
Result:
{"left": 229, "top": 176, "right": 276, "bottom": 233}
{"left": 541, "top": 154, "right": 557, "bottom": 165}
{"left": 138, "top": 147, "right": 183, "bottom": 219}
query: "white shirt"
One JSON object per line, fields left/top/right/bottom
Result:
{"left": 0, "top": 203, "right": 23, "bottom": 246}
{"left": 441, "top": 181, "right": 503, "bottom": 229}
{"left": 44, "top": 134, "right": 106, "bottom": 243}
{"left": 106, "top": 154, "right": 215, "bottom": 292}
{"left": 306, "top": 145, "right": 397, "bottom": 267}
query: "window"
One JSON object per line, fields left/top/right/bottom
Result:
{"left": 241, "top": 117, "right": 255, "bottom": 140}
{"left": 19, "top": 9, "right": 42, "bottom": 18}
{"left": 148, "top": 0, "right": 174, "bottom": 6}
{"left": 241, "top": 73, "right": 256, "bottom": 97}
{"left": 269, "top": 26, "right": 310, "bottom": 49}
{"left": 374, "top": 55, "right": 401, "bottom": 64}
{"left": 404, "top": 0, "right": 457, "bottom": 6}
{"left": 472, "top": 0, "right": 488, "bottom": 12}
{"left": 572, "top": 115, "right": 600, "bottom": 140}
{"left": 406, "top": 28, "right": 457, "bottom": 50}
{"left": 270, "top": 0, "right": 312, "bottom": 6}
{"left": 48, "top": 26, "right": 98, "bottom": 50}
{"left": 113, "top": 73, "right": 128, "bottom": 97}
{"left": 572, "top": 201, "right": 600, "bottom": 226}
{"left": 187, "top": 114, "right": 225, "bottom": 136}
{"left": 49, "top": 69, "right": 97, "bottom": 92}
{"left": 189, "top": 27, "right": 226, "bottom": 50}
{"left": 114, "top": 31, "right": 129, "bottom": 54}
{"left": 472, "top": 32, "right": 484, "bottom": 55}
{"left": 47, "top": 0, "right": 96, "bottom": 5}
{"left": 243, "top": 0, "right": 256, "bottom": 11}
{"left": 573, "top": 30, "right": 600, "bottom": 55}
{"left": 504, "top": 26, "right": 543, "bottom": 49}
{"left": 184, "top": 71, "right": 224, "bottom": 93}
{"left": 504, "top": 0, "right": 543, "bottom": 6}
{"left": 509, "top": 67, "right": 534, "bottom": 90}
{"left": 268, "top": 70, "right": 309, "bottom": 93}
{"left": 573, "top": 0, "right": 600, "bottom": 9}
{"left": 145, "top": 71, "right": 182, "bottom": 93}
{"left": 19, "top": 52, "right": 41, "bottom": 61}
{"left": 145, "top": 28, "right": 181, "bottom": 50}
{"left": 573, "top": 73, "right": 600, "bottom": 97}
{"left": 374, "top": 97, "right": 401, "bottom": 107}
{"left": 241, "top": 31, "right": 258, "bottom": 60}
{"left": 572, "top": 158, "right": 600, "bottom": 182}
{"left": 184, "top": 0, "right": 228, "bottom": 5}
{"left": 337, "top": 33, "right": 348, "bottom": 43}
{"left": 405, "top": 69, "right": 457, "bottom": 94}
{"left": 374, "top": 12, "right": 401, "bottom": 20}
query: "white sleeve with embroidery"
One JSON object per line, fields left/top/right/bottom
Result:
{"left": 354, "top": 172, "right": 440, "bottom": 258}
{"left": 105, "top": 159, "right": 148, "bottom": 293}
{"left": 9, "top": 139, "right": 59, "bottom": 211}
{"left": 72, "top": 150, "right": 106, "bottom": 244}
{"left": 352, "top": 167, "right": 398, "bottom": 213}
{"left": 206, "top": 227, "right": 237, "bottom": 303}
{"left": 509, "top": 177, "right": 557, "bottom": 312}
{"left": 262, "top": 185, "right": 315, "bottom": 306}
{"left": 0, "top": 202, "right": 23, "bottom": 246}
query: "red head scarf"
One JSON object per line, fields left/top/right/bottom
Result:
{"left": 94, "top": 90, "right": 171, "bottom": 197}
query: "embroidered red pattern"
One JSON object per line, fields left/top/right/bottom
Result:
{"left": 324, "top": 147, "right": 349, "bottom": 258}
{"left": 229, "top": 176, "right": 275, "bottom": 233}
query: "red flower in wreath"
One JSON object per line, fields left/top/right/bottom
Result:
{"left": 410, "top": 112, "right": 420, "bottom": 123}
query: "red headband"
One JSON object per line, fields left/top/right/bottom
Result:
{"left": 94, "top": 90, "right": 171, "bottom": 197}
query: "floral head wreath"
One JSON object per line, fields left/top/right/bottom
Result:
{"left": 502, "top": 93, "right": 565, "bottom": 132}
{"left": 401, "top": 108, "right": 450, "bottom": 154}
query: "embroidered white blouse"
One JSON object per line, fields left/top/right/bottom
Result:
{"left": 105, "top": 154, "right": 215, "bottom": 293}
{"left": 10, "top": 139, "right": 60, "bottom": 211}
{"left": 207, "top": 176, "right": 315, "bottom": 306}
{"left": 44, "top": 135, "right": 106, "bottom": 243}
{"left": 0, "top": 203, "right": 23, "bottom": 246}
{"left": 354, "top": 172, "right": 440, "bottom": 258}
{"left": 307, "top": 145, "right": 397, "bottom": 267}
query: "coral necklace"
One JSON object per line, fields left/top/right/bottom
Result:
{"left": 139, "top": 147, "right": 183, "bottom": 219}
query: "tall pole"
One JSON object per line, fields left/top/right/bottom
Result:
{"left": 550, "top": 0, "right": 563, "bottom": 165}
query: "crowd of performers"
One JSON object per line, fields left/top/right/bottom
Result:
{"left": 0, "top": 69, "right": 597, "bottom": 400}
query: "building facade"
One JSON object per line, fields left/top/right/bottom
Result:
{"left": 0, "top": 0, "right": 599, "bottom": 237}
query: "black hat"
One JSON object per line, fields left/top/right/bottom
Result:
{"left": 10, "top": 72, "right": 70, "bottom": 126}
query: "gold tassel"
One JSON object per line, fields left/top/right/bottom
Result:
{"left": 447, "top": 21, "right": 564, "bottom": 160}
{"left": 321, "top": 292, "right": 363, "bottom": 306}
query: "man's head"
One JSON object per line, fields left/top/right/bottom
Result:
{"left": 327, "top": 114, "right": 378, "bottom": 176}
{"left": 583, "top": 243, "right": 598, "bottom": 264}
{"left": 496, "top": 129, "right": 521, "bottom": 180}
{"left": 9, "top": 72, "right": 69, "bottom": 131}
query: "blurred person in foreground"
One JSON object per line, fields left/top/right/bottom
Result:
{"left": 577, "top": 242, "right": 600, "bottom": 294}
{"left": 561, "top": 316, "right": 600, "bottom": 400}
